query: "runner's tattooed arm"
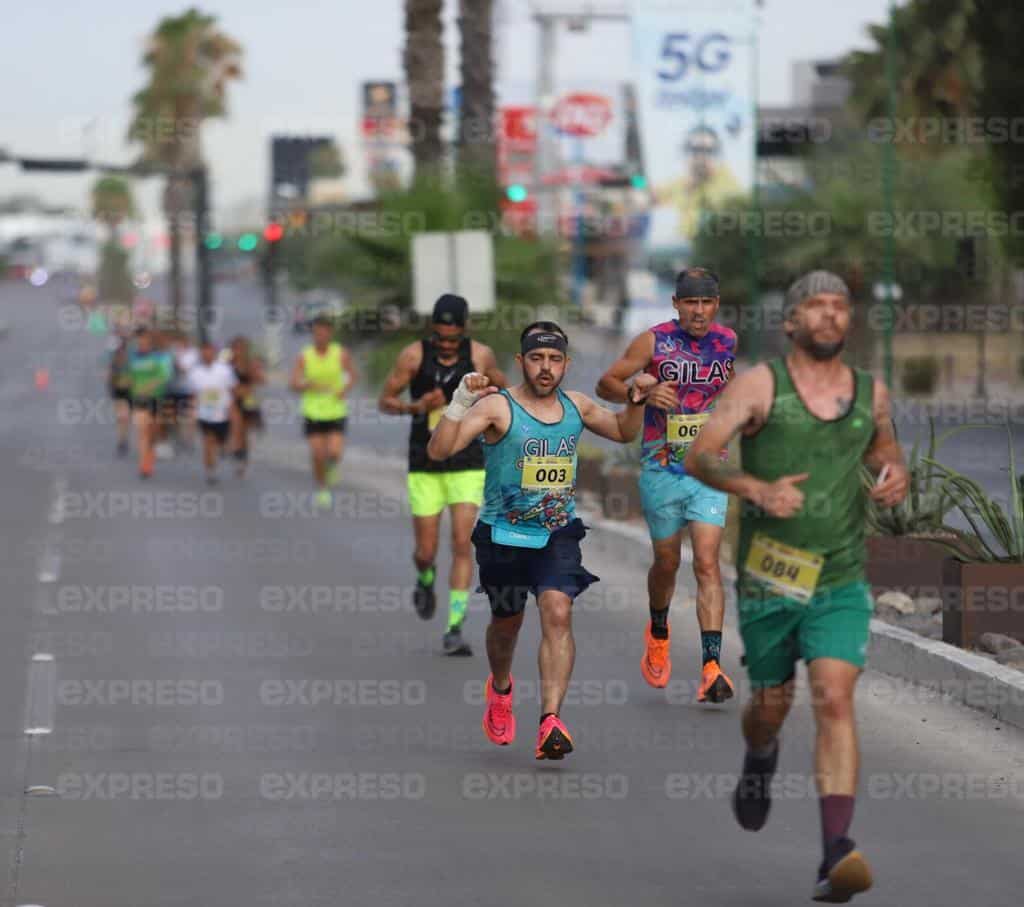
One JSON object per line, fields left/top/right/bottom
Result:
{"left": 864, "top": 379, "right": 909, "bottom": 507}
{"left": 685, "top": 364, "right": 771, "bottom": 500}
{"left": 595, "top": 331, "right": 655, "bottom": 404}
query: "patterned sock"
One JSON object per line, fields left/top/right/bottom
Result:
{"left": 417, "top": 565, "right": 435, "bottom": 587}
{"left": 820, "top": 795, "right": 855, "bottom": 865}
{"left": 649, "top": 605, "right": 670, "bottom": 640}
{"left": 447, "top": 589, "right": 468, "bottom": 631}
{"left": 701, "top": 630, "right": 723, "bottom": 665}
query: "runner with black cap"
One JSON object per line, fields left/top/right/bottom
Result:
{"left": 428, "top": 322, "right": 656, "bottom": 759}
{"left": 685, "top": 270, "right": 908, "bottom": 902}
{"left": 379, "top": 294, "right": 507, "bottom": 655}
{"left": 597, "top": 266, "right": 737, "bottom": 703}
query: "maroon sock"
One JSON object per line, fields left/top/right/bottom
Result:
{"left": 820, "top": 795, "right": 855, "bottom": 862}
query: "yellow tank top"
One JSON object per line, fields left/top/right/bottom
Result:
{"left": 301, "top": 342, "right": 347, "bottom": 420}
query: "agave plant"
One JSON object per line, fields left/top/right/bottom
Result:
{"left": 862, "top": 416, "right": 960, "bottom": 536}
{"left": 922, "top": 423, "right": 1024, "bottom": 563}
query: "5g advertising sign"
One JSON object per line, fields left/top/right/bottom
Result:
{"left": 632, "top": 0, "right": 757, "bottom": 253}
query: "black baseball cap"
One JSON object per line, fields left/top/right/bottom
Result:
{"left": 432, "top": 294, "right": 469, "bottom": 327}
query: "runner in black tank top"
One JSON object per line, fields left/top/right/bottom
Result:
{"left": 379, "top": 294, "right": 507, "bottom": 655}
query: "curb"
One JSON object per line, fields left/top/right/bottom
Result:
{"left": 867, "top": 620, "right": 1024, "bottom": 729}
{"left": 267, "top": 440, "right": 1024, "bottom": 731}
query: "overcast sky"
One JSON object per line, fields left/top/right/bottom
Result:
{"left": 0, "top": 0, "right": 894, "bottom": 225}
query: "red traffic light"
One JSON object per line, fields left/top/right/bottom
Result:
{"left": 263, "top": 223, "right": 284, "bottom": 243}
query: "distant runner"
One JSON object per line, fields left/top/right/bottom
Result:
{"left": 428, "top": 322, "right": 656, "bottom": 760}
{"left": 379, "top": 294, "right": 506, "bottom": 655}
{"left": 127, "top": 326, "right": 174, "bottom": 479}
{"left": 685, "top": 271, "right": 908, "bottom": 902}
{"left": 107, "top": 327, "right": 133, "bottom": 457}
{"left": 289, "top": 315, "right": 357, "bottom": 509}
{"left": 227, "top": 335, "right": 265, "bottom": 478}
{"left": 187, "top": 340, "right": 237, "bottom": 485}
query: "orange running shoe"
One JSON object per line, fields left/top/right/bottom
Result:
{"left": 535, "top": 714, "right": 574, "bottom": 760}
{"left": 640, "top": 621, "right": 672, "bottom": 688}
{"left": 139, "top": 448, "right": 155, "bottom": 478}
{"left": 482, "top": 674, "right": 515, "bottom": 746}
{"left": 697, "top": 660, "right": 735, "bottom": 703}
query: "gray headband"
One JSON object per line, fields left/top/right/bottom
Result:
{"left": 784, "top": 270, "right": 850, "bottom": 318}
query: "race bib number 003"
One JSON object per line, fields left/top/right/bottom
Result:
{"left": 744, "top": 533, "right": 824, "bottom": 603}
{"left": 521, "top": 456, "right": 574, "bottom": 491}
{"left": 667, "top": 412, "right": 708, "bottom": 447}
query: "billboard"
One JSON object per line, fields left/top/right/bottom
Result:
{"left": 631, "top": 0, "right": 757, "bottom": 252}
{"left": 361, "top": 81, "right": 403, "bottom": 193}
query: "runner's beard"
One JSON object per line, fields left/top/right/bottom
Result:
{"left": 523, "top": 371, "right": 563, "bottom": 398}
{"left": 793, "top": 326, "right": 846, "bottom": 361}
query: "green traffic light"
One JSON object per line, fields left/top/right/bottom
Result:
{"left": 630, "top": 174, "right": 647, "bottom": 189}
{"left": 237, "top": 233, "right": 259, "bottom": 252}
{"left": 205, "top": 232, "right": 223, "bottom": 250}
{"left": 506, "top": 184, "right": 528, "bottom": 203}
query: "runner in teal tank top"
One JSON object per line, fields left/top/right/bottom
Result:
{"left": 685, "top": 272, "right": 909, "bottom": 903}
{"left": 427, "top": 321, "right": 656, "bottom": 762}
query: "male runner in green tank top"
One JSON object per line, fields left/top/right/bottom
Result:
{"left": 685, "top": 272, "right": 908, "bottom": 903}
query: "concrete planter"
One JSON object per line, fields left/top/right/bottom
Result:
{"left": 941, "top": 559, "right": 1024, "bottom": 649}
{"left": 865, "top": 534, "right": 958, "bottom": 599}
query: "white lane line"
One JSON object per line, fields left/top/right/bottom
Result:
{"left": 36, "top": 532, "right": 61, "bottom": 584}
{"left": 24, "top": 654, "right": 55, "bottom": 736}
{"left": 47, "top": 474, "right": 68, "bottom": 525}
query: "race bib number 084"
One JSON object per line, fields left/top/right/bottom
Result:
{"left": 667, "top": 412, "right": 708, "bottom": 447}
{"left": 744, "top": 533, "right": 824, "bottom": 603}
{"left": 521, "top": 456, "right": 574, "bottom": 491}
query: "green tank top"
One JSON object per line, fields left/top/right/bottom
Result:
{"left": 301, "top": 342, "right": 347, "bottom": 421}
{"left": 737, "top": 358, "right": 875, "bottom": 597}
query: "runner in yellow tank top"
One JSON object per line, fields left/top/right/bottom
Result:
{"left": 289, "top": 315, "right": 358, "bottom": 509}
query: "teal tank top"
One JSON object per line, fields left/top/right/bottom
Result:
{"left": 480, "top": 389, "right": 584, "bottom": 548}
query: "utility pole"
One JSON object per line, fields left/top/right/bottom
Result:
{"left": 882, "top": 0, "right": 897, "bottom": 388}
{"left": 192, "top": 166, "right": 213, "bottom": 344}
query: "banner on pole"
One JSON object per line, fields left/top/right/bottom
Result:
{"left": 631, "top": 0, "right": 757, "bottom": 254}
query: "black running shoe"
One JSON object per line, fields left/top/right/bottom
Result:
{"left": 413, "top": 579, "right": 436, "bottom": 620}
{"left": 812, "top": 838, "right": 873, "bottom": 903}
{"left": 116, "top": 440, "right": 129, "bottom": 458}
{"left": 732, "top": 743, "right": 779, "bottom": 831}
{"left": 442, "top": 626, "right": 472, "bottom": 656}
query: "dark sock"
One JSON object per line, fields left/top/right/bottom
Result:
{"left": 540, "top": 712, "right": 557, "bottom": 725}
{"left": 743, "top": 738, "right": 779, "bottom": 775}
{"left": 701, "top": 630, "right": 723, "bottom": 665}
{"left": 820, "top": 795, "right": 856, "bottom": 865}
{"left": 491, "top": 678, "right": 511, "bottom": 696}
{"left": 649, "top": 606, "right": 669, "bottom": 639}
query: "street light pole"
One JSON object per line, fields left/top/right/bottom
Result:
{"left": 882, "top": 0, "right": 897, "bottom": 388}
{"left": 192, "top": 166, "right": 213, "bottom": 345}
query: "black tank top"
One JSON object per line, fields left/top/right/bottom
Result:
{"left": 408, "top": 338, "right": 483, "bottom": 472}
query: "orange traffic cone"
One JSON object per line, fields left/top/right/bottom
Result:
{"left": 34, "top": 368, "right": 49, "bottom": 391}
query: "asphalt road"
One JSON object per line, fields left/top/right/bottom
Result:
{"left": 0, "top": 275, "right": 1022, "bottom": 906}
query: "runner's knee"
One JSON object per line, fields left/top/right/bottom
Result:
{"left": 813, "top": 684, "right": 854, "bottom": 724}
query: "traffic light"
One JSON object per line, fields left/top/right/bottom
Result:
{"left": 263, "top": 222, "right": 284, "bottom": 243}
{"left": 237, "top": 233, "right": 259, "bottom": 252}
{"left": 204, "top": 232, "right": 224, "bottom": 250}
{"left": 630, "top": 173, "right": 647, "bottom": 189}
{"left": 506, "top": 184, "right": 528, "bottom": 203}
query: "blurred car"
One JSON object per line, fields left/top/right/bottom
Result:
{"left": 291, "top": 292, "right": 347, "bottom": 333}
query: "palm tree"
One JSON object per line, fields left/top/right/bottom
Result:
{"left": 91, "top": 175, "right": 136, "bottom": 304}
{"left": 128, "top": 8, "right": 242, "bottom": 327}
{"left": 457, "top": 0, "right": 496, "bottom": 181}
{"left": 403, "top": 0, "right": 445, "bottom": 180}
{"left": 845, "top": 0, "right": 979, "bottom": 141}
